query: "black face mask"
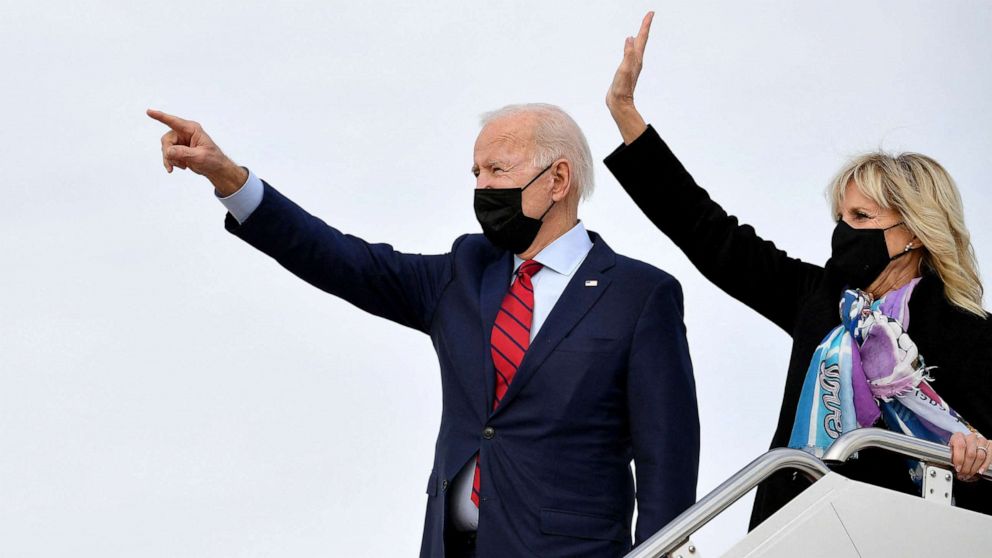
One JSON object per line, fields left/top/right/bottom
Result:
{"left": 474, "top": 164, "right": 555, "bottom": 254}
{"left": 830, "top": 220, "right": 913, "bottom": 289}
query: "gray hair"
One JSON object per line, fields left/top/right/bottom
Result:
{"left": 480, "top": 103, "right": 595, "bottom": 201}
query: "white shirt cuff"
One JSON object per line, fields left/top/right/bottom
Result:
{"left": 217, "top": 168, "right": 264, "bottom": 224}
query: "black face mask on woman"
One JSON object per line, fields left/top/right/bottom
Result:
{"left": 830, "top": 220, "right": 915, "bottom": 289}
{"left": 474, "top": 163, "right": 555, "bottom": 254}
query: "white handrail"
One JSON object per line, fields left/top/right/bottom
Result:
{"left": 624, "top": 448, "right": 829, "bottom": 558}
{"left": 821, "top": 427, "right": 992, "bottom": 481}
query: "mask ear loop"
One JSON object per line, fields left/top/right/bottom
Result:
{"left": 522, "top": 162, "right": 558, "bottom": 221}
{"left": 896, "top": 222, "right": 923, "bottom": 255}
{"left": 520, "top": 163, "right": 555, "bottom": 191}
{"left": 883, "top": 221, "right": 919, "bottom": 261}
{"left": 890, "top": 238, "right": 921, "bottom": 261}
{"left": 537, "top": 200, "right": 556, "bottom": 221}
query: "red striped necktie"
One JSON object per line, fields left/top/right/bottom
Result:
{"left": 472, "top": 259, "right": 543, "bottom": 507}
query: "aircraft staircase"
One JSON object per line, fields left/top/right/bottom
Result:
{"left": 626, "top": 428, "right": 992, "bottom": 558}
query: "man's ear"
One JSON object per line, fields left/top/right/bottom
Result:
{"left": 549, "top": 159, "right": 572, "bottom": 202}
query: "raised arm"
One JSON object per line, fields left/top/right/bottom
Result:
{"left": 606, "top": 11, "right": 652, "bottom": 145}
{"left": 602, "top": 16, "right": 823, "bottom": 333}
{"left": 147, "top": 110, "right": 455, "bottom": 333}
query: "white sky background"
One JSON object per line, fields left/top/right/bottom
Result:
{"left": 2, "top": 1, "right": 991, "bottom": 556}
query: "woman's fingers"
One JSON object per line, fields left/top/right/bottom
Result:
{"left": 975, "top": 440, "right": 992, "bottom": 480}
{"left": 965, "top": 435, "right": 990, "bottom": 479}
{"left": 964, "top": 434, "right": 982, "bottom": 479}
{"left": 607, "top": 11, "right": 654, "bottom": 111}
{"left": 634, "top": 11, "right": 654, "bottom": 57}
{"left": 950, "top": 432, "right": 966, "bottom": 474}
{"left": 950, "top": 432, "right": 989, "bottom": 480}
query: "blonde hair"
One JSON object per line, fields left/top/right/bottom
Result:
{"left": 828, "top": 152, "right": 985, "bottom": 317}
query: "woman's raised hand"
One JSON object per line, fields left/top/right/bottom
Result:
{"left": 607, "top": 11, "right": 653, "bottom": 144}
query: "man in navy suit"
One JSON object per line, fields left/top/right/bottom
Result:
{"left": 148, "top": 103, "right": 698, "bottom": 558}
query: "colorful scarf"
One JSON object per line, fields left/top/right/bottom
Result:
{"left": 789, "top": 278, "right": 972, "bottom": 458}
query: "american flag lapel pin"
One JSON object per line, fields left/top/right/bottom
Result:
{"left": 585, "top": 280, "right": 598, "bottom": 287}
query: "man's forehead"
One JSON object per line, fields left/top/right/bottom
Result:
{"left": 474, "top": 119, "right": 535, "bottom": 160}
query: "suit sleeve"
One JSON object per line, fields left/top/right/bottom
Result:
{"left": 604, "top": 126, "right": 824, "bottom": 333}
{"left": 224, "top": 181, "right": 456, "bottom": 334}
{"left": 628, "top": 275, "right": 699, "bottom": 545}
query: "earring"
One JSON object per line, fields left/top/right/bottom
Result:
{"left": 903, "top": 242, "right": 914, "bottom": 252}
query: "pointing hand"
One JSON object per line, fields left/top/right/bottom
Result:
{"left": 147, "top": 109, "right": 248, "bottom": 196}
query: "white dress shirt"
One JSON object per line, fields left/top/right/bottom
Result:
{"left": 216, "top": 175, "right": 595, "bottom": 532}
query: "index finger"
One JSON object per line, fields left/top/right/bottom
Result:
{"left": 634, "top": 11, "right": 654, "bottom": 55}
{"left": 146, "top": 109, "right": 195, "bottom": 133}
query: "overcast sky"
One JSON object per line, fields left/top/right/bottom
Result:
{"left": 2, "top": 1, "right": 991, "bottom": 556}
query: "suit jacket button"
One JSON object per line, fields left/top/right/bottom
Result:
{"left": 482, "top": 426, "right": 496, "bottom": 440}
{"left": 441, "top": 479, "right": 449, "bottom": 491}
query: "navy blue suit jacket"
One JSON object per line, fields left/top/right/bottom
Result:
{"left": 225, "top": 182, "right": 699, "bottom": 557}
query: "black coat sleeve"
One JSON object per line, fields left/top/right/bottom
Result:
{"left": 604, "top": 126, "right": 824, "bottom": 334}
{"left": 912, "top": 287, "right": 992, "bottom": 514}
{"left": 945, "top": 327, "right": 992, "bottom": 516}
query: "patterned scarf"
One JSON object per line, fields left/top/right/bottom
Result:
{"left": 789, "top": 277, "right": 973, "bottom": 458}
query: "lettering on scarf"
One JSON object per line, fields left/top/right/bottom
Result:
{"left": 915, "top": 388, "right": 949, "bottom": 412}
{"left": 819, "top": 360, "right": 843, "bottom": 438}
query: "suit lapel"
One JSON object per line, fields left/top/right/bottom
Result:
{"left": 491, "top": 234, "right": 616, "bottom": 417}
{"left": 480, "top": 252, "right": 514, "bottom": 410}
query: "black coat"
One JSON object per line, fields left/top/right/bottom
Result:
{"left": 604, "top": 125, "right": 992, "bottom": 526}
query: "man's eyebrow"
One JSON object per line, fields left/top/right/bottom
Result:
{"left": 471, "top": 159, "right": 512, "bottom": 173}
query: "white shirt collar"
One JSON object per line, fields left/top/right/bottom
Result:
{"left": 513, "top": 221, "right": 593, "bottom": 276}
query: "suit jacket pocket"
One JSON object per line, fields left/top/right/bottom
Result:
{"left": 539, "top": 508, "right": 627, "bottom": 542}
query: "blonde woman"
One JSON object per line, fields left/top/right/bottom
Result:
{"left": 605, "top": 13, "right": 992, "bottom": 526}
